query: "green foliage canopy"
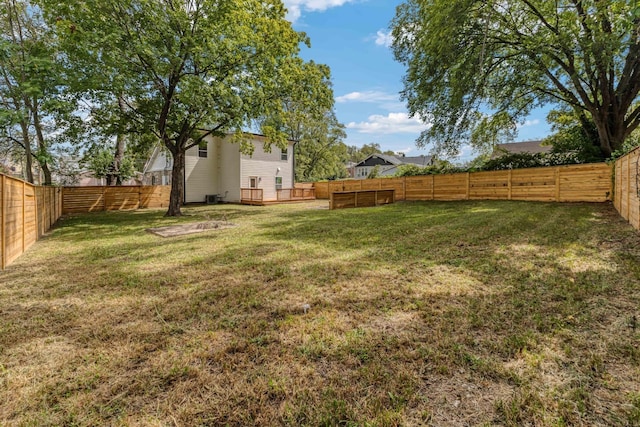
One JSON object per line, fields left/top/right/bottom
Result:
{"left": 42, "top": 0, "right": 309, "bottom": 215}
{"left": 391, "top": 0, "right": 640, "bottom": 157}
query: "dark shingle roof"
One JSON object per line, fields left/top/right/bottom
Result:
{"left": 401, "top": 155, "right": 433, "bottom": 166}
{"left": 355, "top": 154, "right": 433, "bottom": 168}
{"left": 493, "top": 140, "right": 551, "bottom": 158}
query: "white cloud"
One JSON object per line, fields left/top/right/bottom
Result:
{"left": 336, "top": 90, "right": 398, "bottom": 104}
{"left": 519, "top": 119, "right": 541, "bottom": 128}
{"left": 346, "top": 112, "right": 431, "bottom": 134}
{"left": 396, "top": 147, "right": 414, "bottom": 154}
{"left": 283, "top": 0, "right": 358, "bottom": 22}
{"left": 374, "top": 29, "right": 393, "bottom": 47}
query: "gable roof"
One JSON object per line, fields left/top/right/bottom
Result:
{"left": 355, "top": 154, "right": 402, "bottom": 167}
{"left": 492, "top": 140, "right": 551, "bottom": 158}
{"left": 355, "top": 153, "right": 433, "bottom": 168}
{"left": 400, "top": 155, "right": 433, "bottom": 166}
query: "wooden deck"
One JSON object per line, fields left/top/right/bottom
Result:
{"left": 241, "top": 188, "right": 316, "bottom": 205}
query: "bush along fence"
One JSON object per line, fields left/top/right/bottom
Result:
{"left": 614, "top": 147, "right": 640, "bottom": 231}
{"left": 62, "top": 185, "right": 170, "bottom": 214}
{"left": 0, "top": 173, "right": 63, "bottom": 270}
{"left": 312, "top": 163, "right": 613, "bottom": 203}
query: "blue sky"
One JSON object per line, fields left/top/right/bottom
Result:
{"left": 284, "top": 0, "right": 552, "bottom": 162}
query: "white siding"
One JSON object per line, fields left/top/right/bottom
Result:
{"left": 241, "top": 140, "right": 293, "bottom": 201}
{"left": 354, "top": 165, "right": 396, "bottom": 178}
{"left": 184, "top": 139, "right": 218, "bottom": 203}
{"left": 145, "top": 134, "right": 293, "bottom": 204}
{"left": 218, "top": 139, "right": 242, "bottom": 202}
{"left": 147, "top": 147, "right": 172, "bottom": 172}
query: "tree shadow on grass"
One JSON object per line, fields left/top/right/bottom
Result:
{"left": 2, "top": 200, "right": 640, "bottom": 426}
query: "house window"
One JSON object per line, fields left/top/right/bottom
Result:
{"left": 275, "top": 176, "right": 282, "bottom": 190}
{"left": 281, "top": 148, "right": 288, "bottom": 161}
{"left": 249, "top": 176, "right": 258, "bottom": 188}
{"left": 198, "top": 143, "right": 207, "bottom": 158}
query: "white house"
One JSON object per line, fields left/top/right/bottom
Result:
{"left": 143, "top": 133, "right": 295, "bottom": 204}
{"left": 354, "top": 154, "right": 434, "bottom": 178}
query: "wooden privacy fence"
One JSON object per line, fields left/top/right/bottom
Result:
{"left": 330, "top": 189, "right": 395, "bottom": 210}
{"left": 614, "top": 147, "right": 640, "bottom": 230}
{"left": 62, "top": 185, "right": 170, "bottom": 214}
{"left": 312, "top": 163, "right": 613, "bottom": 203}
{"left": 1, "top": 174, "right": 62, "bottom": 269}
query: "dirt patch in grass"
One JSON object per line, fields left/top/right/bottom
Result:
{"left": 146, "top": 221, "right": 236, "bottom": 237}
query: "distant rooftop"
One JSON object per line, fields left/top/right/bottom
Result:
{"left": 492, "top": 140, "right": 552, "bottom": 158}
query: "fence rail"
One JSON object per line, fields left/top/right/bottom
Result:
{"left": 1, "top": 174, "right": 62, "bottom": 269}
{"left": 62, "top": 185, "right": 170, "bottom": 214}
{"left": 311, "top": 163, "right": 613, "bottom": 203}
{"left": 614, "top": 147, "right": 640, "bottom": 230}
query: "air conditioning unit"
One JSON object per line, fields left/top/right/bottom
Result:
{"left": 205, "top": 194, "right": 219, "bottom": 204}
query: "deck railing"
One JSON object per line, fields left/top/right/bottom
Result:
{"left": 277, "top": 188, "right": 315, "bottom": 201}
{"left": 241, "top": 188, "right": 263, "bottom": 203}
{"left": 240, "top": 188, "right": 316, "bottom": 204}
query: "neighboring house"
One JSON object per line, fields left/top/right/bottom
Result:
{"left": 143, "top": 133, "right": 295, "bottom": 203}
{"left": 52, "top": 156, "right": 142, "bottom": 186}
{"left": 354, "top": 154, "right": 434, "bottom": 178}
{"left": 345, "top": 161, "right": 357, "bottom": 178}
{"left": 491, "top": 140, "right": 552, "bottom": 158}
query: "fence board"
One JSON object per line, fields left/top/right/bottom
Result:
{"left": 469, "top": 170, "right": 509, "bottom": 200}
{"left": 62, "top": 186, "right": 169, "bottom": 214}
{"left": 614, "top": 148, "right": 640, "bottom": 230}
{"left": 406, "top": 175, "right": 434, "bottom": 200}
{"left": 434, "top": 174, "right": 468, "bottom": 200}
{"left": 313, "top": 163, "right": 613, "bottom": 204}
{"left": 0, "top": 173, "right": 62, "bottom": 270}
{"left": 380, "top": 178, "right": 405, "bottom": 201}
{"left": 330, "top": 190, "right": 395, "bottom": 210}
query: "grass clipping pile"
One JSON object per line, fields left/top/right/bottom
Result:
{"left": 146, "top": 221, "right": 236, "bottom": 237}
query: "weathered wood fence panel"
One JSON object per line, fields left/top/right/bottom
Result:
{"left": 330, "top": 190, "right": 395, "bottom": 210}
{"left": 1, "top": 174, "right": 62, "bottom": 270}
{"left": 614, "top": 148, "right": 640, "bottom": 230}
{"left": 62, "top": 185, "right": 170, "bottom": 214}
{"left": 308, "top": 163, "right": 613, "bottom": 204}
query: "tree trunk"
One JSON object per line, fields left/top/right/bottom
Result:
{"left": 112, "top": 133, "right": 126, "bottom": 185}
{"left": 166, "top": 149, "right": 185, "bottom": 217}
{"left": 592, "top": 110, "right": 627, "bottom": 157}
{"left": 113, "top": 95, "right": 127, "bottom": 186}
{"left": 19, "top": 120, "right": 34, "bottom": 184}
{"left": 31, "top": 99, "right": 52, "bottom": 185}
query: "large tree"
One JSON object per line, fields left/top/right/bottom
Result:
{"left": 43, "top": 0, "right": 308, "bottom": 215}
{"left": 294, "top": 111, "right": 348, "bottom": 181}
{"left": 257, "top": 59, "right": 348, "bottom": 181}
{"left": 0, "top": 0, "right": 70, "bottom": 184}
{"left": 391, "top": 0, "right": 640, "bottom": 157}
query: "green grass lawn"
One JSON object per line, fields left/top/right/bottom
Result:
{"left": 1, "top": 200, "right": 639, "bottom": 426}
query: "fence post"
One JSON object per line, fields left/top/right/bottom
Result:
{"left": 466, "top": 172, "right": 470, "bottom": 200}
{"left": 22, "top": 181, "right": 26, "bottom": 253}
{"left": 627, "top": 155, "right": 632, "bottom": 220}
{"left": 508, "top": 170, "right": 512, "bottom": 200}
{"left": 402, "top": 176, "right": 406, "bottom": 201}
{"left": 431, "top": 175, "right": 435, "bottom": 200}
{"left": 1, "top": 175, "right": 5, "bottom": 270}
{"left": 555, "top": 167, "right": 560, "bottom": 202}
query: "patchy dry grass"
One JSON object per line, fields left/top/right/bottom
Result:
{"left": 1, "top": 200, "right": 639, "bottom": 426}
